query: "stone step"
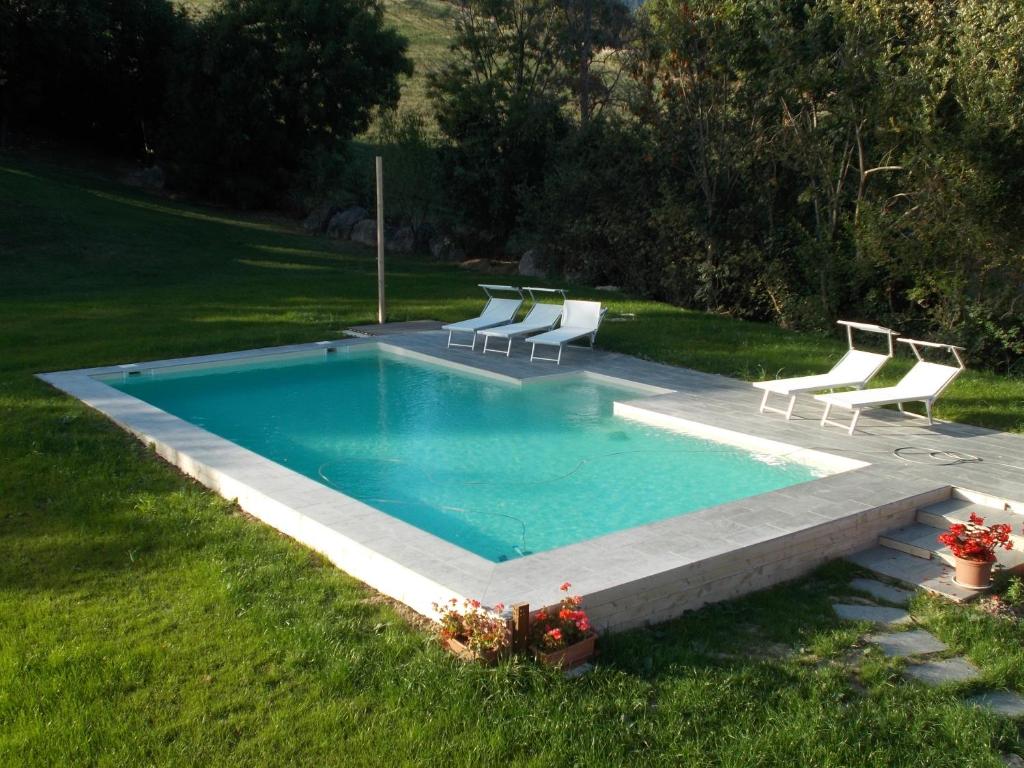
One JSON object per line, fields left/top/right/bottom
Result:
{"left": 880, "top": 522, "right": 1024, "bottom": 572}
{"left": 917, "top": 497, "right": 1024, "bottom": 549}
{"left": 846, "top": 546, "right": 980, "bottom": 603}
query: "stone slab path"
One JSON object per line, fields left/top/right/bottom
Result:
{"left": 968, "top": 691, "right": 1024, "bottom": 719}
{"left": 904, "top": 657, "right": 982, "bottom": 685}
{"left": 866, "top": 629, "right": 947, "bottom": 658}
{"left": 832, "top": 603, "right": 912, "bottom": 626}
{"left": 849, "top": 578, "right": 913, "bottom": 606}
{"left": 835, "top": 576, "right": 1024, "bottom": 723}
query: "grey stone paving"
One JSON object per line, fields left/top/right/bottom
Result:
{"left": 832, "top": 603, "right": 912, "bottom": 626}
{"left": 866, "top": 629, "right": 947, "bottom": 657}
{"left": 904, "top": 657, "right": 981, "bottom": 685}
{"left": 967, "top": 691, "right": 1024, "bottom": 719}
{"left": 850, "top": 578, "right": 913, "bottom": 606}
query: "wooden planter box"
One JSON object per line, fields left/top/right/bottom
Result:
{"left": 442, "top": 636, "right": 503, "bottom": 665}
{"left": 532, "top": 633, "right": 597, "bottom": 669}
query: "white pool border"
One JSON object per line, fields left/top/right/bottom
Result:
{"left": 39, "top": 336, "right": 952, "bottom": 631}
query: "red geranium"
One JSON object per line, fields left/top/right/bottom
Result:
{"left": 531, "top": 582, "right": 594, "bottom": 651}
{"left": 938, "top": 512, "right": 1014, "bottom": 563}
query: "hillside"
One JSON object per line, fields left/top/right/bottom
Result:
{"left": 176, "top": 0, "right": 454, "bottom": 120}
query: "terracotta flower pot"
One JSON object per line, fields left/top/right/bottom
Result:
{"left": 442, "top": 636, "right": 502, "bottom": 665}
{"left": 532, "top": 633, "right": 597, "bottom": 669}
{"left": 952, "top": 556, "right": 994, "bottom": 590}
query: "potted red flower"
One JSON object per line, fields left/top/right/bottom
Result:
{"left": 530, "top": 582, "right": 597, "bottom": 668}
{"left": 432, "top": 598, "right": 511, "bottom": 664}
{"left": 937, "top": 512, "right": 1014, "bottom": 589}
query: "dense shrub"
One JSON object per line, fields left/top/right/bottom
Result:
{"left": 522, "top": 0, "right": 1023, "bottom": 370}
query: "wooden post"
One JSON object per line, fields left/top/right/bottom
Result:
{"left": 375, "top": 155, "right": 386, "bottom": 324}
{"left": 511, "top": 602, "right": 530, "bottom": 652}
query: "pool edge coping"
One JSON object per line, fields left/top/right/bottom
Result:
{"left": 37, "top": 336, "right": 956, "bottom": 628}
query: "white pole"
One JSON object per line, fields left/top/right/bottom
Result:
{"left": 376, "top": 156, "right": 386, "bottom": 324}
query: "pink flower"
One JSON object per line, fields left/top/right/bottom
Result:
{"left": 559, "top": 581, "right": 572, "bottom": 592}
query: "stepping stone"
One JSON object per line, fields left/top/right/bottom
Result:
{"left": 904, "top": 657, "right": 981, "bottom": 686}
{"left": 866, "top": 629, "right": 947, "bottom": 658}
{"left": 832, "top": 603, "right": 912, "bottom": 626}
{"left": 968, "top": 691, "right": 1024, "bottom": 719}
{"left": 850, "top": 578, "right": 913, "bottom": 606}
{"left": 564, "top": 662, "right": 593, "bottom": 680}
{"left": 1003, "top": 754, "right": 1024, "bottom": 768}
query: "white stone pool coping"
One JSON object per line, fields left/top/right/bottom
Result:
{"left": 40, "top": 336, "right": 962, "bottom": 631}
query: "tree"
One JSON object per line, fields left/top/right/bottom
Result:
{"left": 428, "top": 0, "right": 632, "bottom": 248}
{"left": 429, "top": 0, "right": 571, "bottom": 247}
{"left": 159, "top": 0, "right": 412, "bottom": 206}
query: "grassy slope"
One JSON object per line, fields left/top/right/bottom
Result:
{"left": 382, "top": 0, "right": 454, "bottom": 119}
{"left": 180, "top": 0, "right": 451, "bottom": 122}
{"left": 0, "top": 158, "right": 1022, "bottom": 767}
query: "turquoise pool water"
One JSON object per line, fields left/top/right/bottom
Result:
{"left": 111, "top": 349, "right": 820, "bottom": 561}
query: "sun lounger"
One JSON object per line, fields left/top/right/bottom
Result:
{"left": 442, "top": 284, "right": 524, "bottom": 350}
{"left": 816, "top": 338, "right": 966, "bottom": 434}
{"left": 526, "top": 299, "right": 605, "bottom": 364}
{"left": 753, "top": 320, "right": 898, "bottom": 420}
{"left": 479, "top": 287, "right": 567, "bottom": 356}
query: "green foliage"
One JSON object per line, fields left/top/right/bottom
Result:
{"left": 526, "top": 0, "right": 1024, "bottom": 370}
{"left": 159, "top": 0, "right": 412, "bottom": 207}
{"left": 428, "top": 0, "right": 572, "bottom": 247}
{"left": 373, "top": 109, "right": 444, "bottom": 234}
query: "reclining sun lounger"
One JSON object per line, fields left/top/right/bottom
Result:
{"left": 478, "top": 287, "right": 567, "bottom": 356}
{"left": 526, "top": 299, "right": 605, "bottom": 365}
{"left": 442, "top": 284, "right": 524, "bottom": 351}
{"left": 753, "top": 320, "right": 897, "bottom": 420}
{"left": 816, "top": 338, "right": 966, "bottom": 435}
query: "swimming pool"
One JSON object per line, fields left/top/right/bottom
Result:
{"left": 110, "top": 347, "right": 823, "bottom": 562}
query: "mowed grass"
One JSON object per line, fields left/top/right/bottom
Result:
{"left": 1, "top": 156, "right": 1022, "bottom": 766}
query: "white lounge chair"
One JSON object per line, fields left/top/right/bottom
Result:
{"left": 753, "top": 320, "right": 898, "bottom": 420}
{"left": 526, "top": 299, "right": 605, "bottom": 364}
{"left": 479, "top": 287, "right": 567, "bottom": 356}
{"left": 442, "top": 284, "right": 524, "bottom": 351}
{"left": 816, "top": 338, "right": 966, "bottom": 435}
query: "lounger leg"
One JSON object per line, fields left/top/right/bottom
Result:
{"left": 505, "top": 338, "right": 512, "bottom": 357}
{"left": 925, "top": 400, "right": 933, "bottom": 425}
{"left": 447, "top": 330, "right": 453, "bottom": 349}
{"left": 820, "top": 403, "right": 832, "bottom": 427}
{"left": 530, "top": 343, "right": 536, "bottom": 363}
{"left": 482, "top": 335, "right": 490, "bottom": 354}
{"left": 759, "top": 390, "right": 770, "bottom": 414}
{"left": 785, "top": 395, "right": 796, "bottom": 421}
{"left": 848, "top": 409, "right": 861, "bottom": 435}
{"left": 556, "top": 345, "right": 563, "bottom": 365}
{"left": 470, "top": 333, "right": 477, "bottom": 351}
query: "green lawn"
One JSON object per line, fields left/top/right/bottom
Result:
{"left": 1, "top": 156, "right": 1022, "bottom": 766}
